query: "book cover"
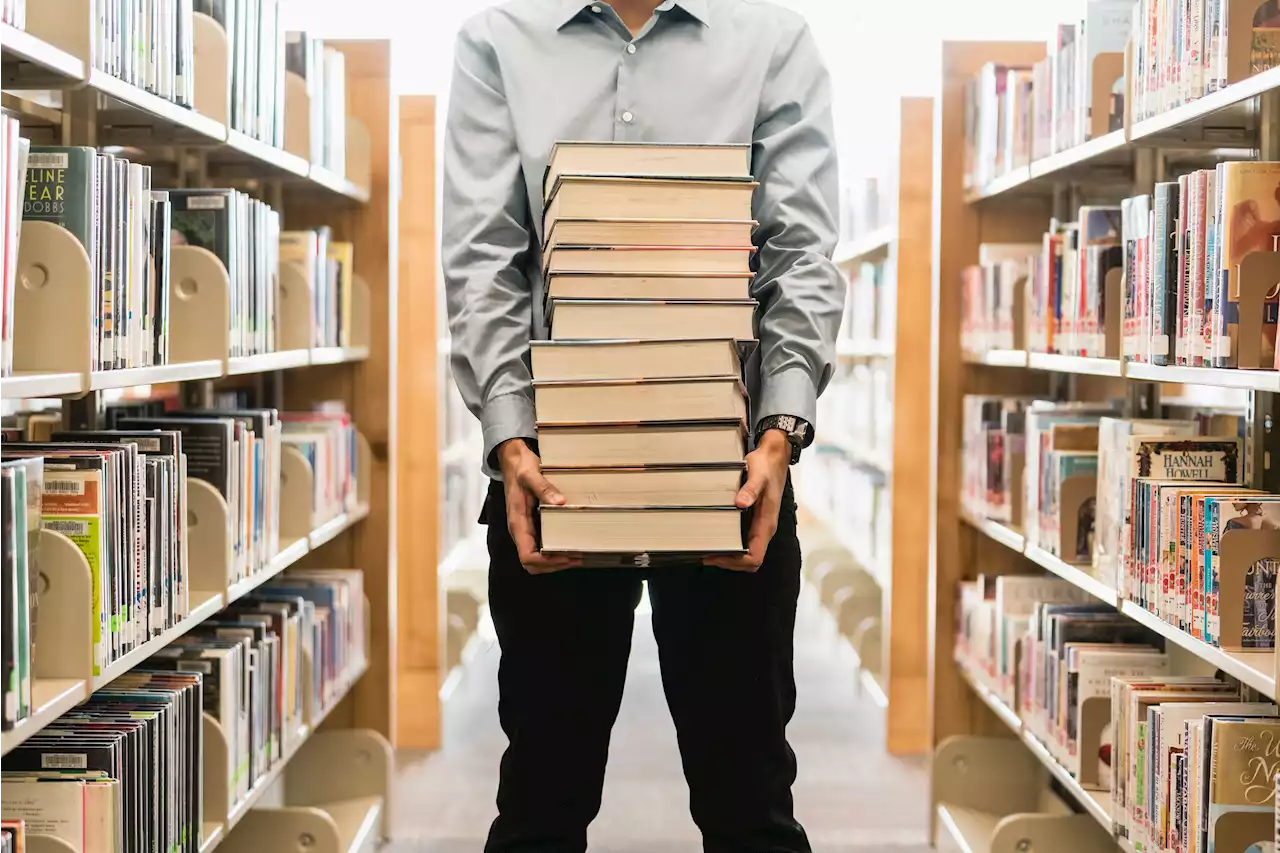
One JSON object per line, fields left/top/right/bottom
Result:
{"left": 1216, "top": 162, "right": 1280, "bottom": 368}
{"left": 1206, "top": 717, "right": 1280, "bottom": 853}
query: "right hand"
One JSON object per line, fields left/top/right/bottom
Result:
{"left": 497, "top": 439, "right": 583, "bottom": 574}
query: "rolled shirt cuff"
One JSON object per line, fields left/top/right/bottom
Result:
{"left": 753, "top": 367, "right": 818, "bottom": 441}
{"left": 482, "top": 391, "right": 538, "bottom": 477}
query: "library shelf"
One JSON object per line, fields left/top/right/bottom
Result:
{"left": 955, "top": 659, "right": 1114, "bottom": 835}
{"left": 226, "top": 349, "right": 312, "bottom": 375}
{"left": 89, "top": 360, "right": 225, "bottom": 390}
{"left": 1123, "top": 361, "right": 1280, "bottom": 390}
{"left": 221, "top": 129, "right": 311, "bottom": 178}
{"left": 1117, "top": 601, "right": 1276, "bottom": 698}
{"left": 0, "top": 23, "right": 86, "bottom": 83}
{"left": 859, "top": 669, "right": 889, "bottom": 709}
{"left": 1027, "top": 129, "right": 1129, "bottom": 182}
{"left": 958, "top": 508, "right": 1025, "bottom": 553}
{"left": 438, "top": 532, "right": 485, "bottom": 578}
{"left": 225, "top": 537, "right": 311, "bottom": 604}
{"left": 199, "top": 824, "right": 224, "bottom": 853}
{"left": 310, "top": 345, "right": 371, "bottom": 365}
{"left": 0, "top": 678, "right": 89, "bottom": 756}
{"left": 1022, "top": 546, "right": 1120, "bottom": 607}
{"left": 833, "top": 226, "right": 894, "bottom": 266}
{"left": 1129, "top": 65, "right": 1280, "bottom": 143}
{"left": 836, "top": 338, "right": 894, "bottom": 359}
{"left": 964, "top": 349, "right": 1028, "bottom": 368}
{"left": 309, "top": 165, "right": 371, "bottom": 203}
{"left": 936, "top": 804, "right": 1000, "bottom": 853}
{"left": 964, "top": 166, "right": 1031, "bottom": 203}
{"left": 1027, "top": 353, "right": 1123, "bottom": 377}
{"left": 92, "top": 589, "right": 226, "bottom": 691}
{"left": 89, "top": 68, "right": 227, "bottom": 141}
{"left": 1, "top": 372, "right": 85, "bottom": 399}
{"left": 310, "top": 503, "right": 371, "bottom": 550}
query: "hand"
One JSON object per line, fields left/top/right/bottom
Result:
{"left": 497, "top": 439, "right": 583, "bottom": 574}
{"left": 703, "top": 430, "right": 790, "bottom": 572}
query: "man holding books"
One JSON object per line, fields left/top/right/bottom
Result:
{"left": 443, "top": 1, "right": 843, "bottom": 850}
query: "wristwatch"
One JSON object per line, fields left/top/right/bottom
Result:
{"left": 755, "top": 415, "right": 813, "bottom": 465}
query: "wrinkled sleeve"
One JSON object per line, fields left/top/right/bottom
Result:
{"left": 750, "top": 20, "right": 845, "bottom": 437}
{"left": 442, "top": 19, "right": 537, "bottom": 473}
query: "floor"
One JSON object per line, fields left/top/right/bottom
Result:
{"left": 387, "top": 587, "right": 932, "bottom": 853}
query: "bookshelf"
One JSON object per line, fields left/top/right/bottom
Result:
{"left": 2, "top": 10, "right": 402, "bottom": 851}
{"left": 929, "top": 32, "right": 1280, "bottom": 853}
{"left": 798, "top": 96, "right": 933, "bottom": 755}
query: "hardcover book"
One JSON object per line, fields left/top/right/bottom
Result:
{"left": 541, "top": 465, "right": 744, "bottom": 508}
{"left": 1216, "top": 161, "right": 1280, "bottom": 368}
{"left": 544, "top": 176, "right": 757, "bottom": 225}
{"left": 547, "top": 299, "right": 756, "bottom": 342}
{"left": 544, "top": 218, "right": 756, "bottom": 250}
{"left": 530, "top": 339, "right": 746, "bottom": 382}
{"left": 542, "top": 142, "right": 752, "bottom": 200}
{"left": 539, "top": 505, "right": 745, "bottom": 555}
{"left": 545, "top": 273, "right": 753, "bottom": 303}
{"left": 543, "top": 245, "right": 755, "bottom": 275}
{"left": 1205, "top": 717, "right": 1280, "bottom": 853}
{"left": 533, "top": 376, "right": 748, "bottom": 425}
{"left": 535, "top": 419, "right": 748, "bottom": 468}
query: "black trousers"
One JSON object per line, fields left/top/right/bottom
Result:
{"left": 481, "top": 480, "right": 811, "bottom": 853}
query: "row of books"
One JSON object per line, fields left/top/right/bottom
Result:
{"left": 0, "top": 567, "right": 365, "bottom": 853}
{"left": 93, "top": 0, "right": 197, "bottom": 109}
{"left": 533, "top": 142, "right": 759, "bottom": 558}
{"left": 1131, "top": 0, "right": 1280, "bottom": 125}
{"left": 797, "top": 448, "right": 890, "bottom": 572}
{"left": 1, "top": 459, "right": 39, "bottom": 733}
{"left": 2, "top": 0, "right": 24, "bottom": 27}
{"left": 280, "top": 227, "right": 357, "bottom": 350}
{"left": 957, "top": 574, "right": 1279, "bottom": 853}
{"left": 195, "top": 0, "right": 285, "bottom": 145}
{"left": 837, "top": 175, "right": 890, "bottom": 244}
{"left": 841, "top": 259, "right": 894, "bottom": 347}
{"left": 818, "top": 362, "right": 892, "bottom": 457}
{"left": 0, "top": 116, "right": 29, "bottom": 381}
{"left": 286, "top": 32, "right": 347, "bottom": 176}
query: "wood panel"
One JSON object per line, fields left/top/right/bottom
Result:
{"left": 395, "top": 95, "right": 445, "bottom": 749}
{"left": 929, "top": 40, "right": 1048, "bottom": 799}
{"left": 886, "top": 96, "right": 933, "bottom": 756}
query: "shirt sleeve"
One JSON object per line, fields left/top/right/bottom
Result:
{"left": 441, "top": 17, "right": 538, "bottom": 473}
{"left": 750, "top": 19, "right": 846, "bottom": 438}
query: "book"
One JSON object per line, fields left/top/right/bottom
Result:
{"left": 544, "top": 218, "right": 757, "bottom": 251}
{"left": 542, "top": 465, "right": 744, "bottom": 507}
{"left": 542, "top": 142, "right": 752, "bottom": 200}
{"left": 539, "top": 505, "right": 745, "bottom": 554}
{"left": 548, "top": 299, "right": 756, "bottom": 342}
{"left": 529, "top": 339, "right": 745, "bottom": 382}
{"left": 545, "top": 273, "right": 752, "bottom": 303}
{"left": 535, "top": 420, "right": 748, "bottom": 468}
{"left": 1205, "top": 717, "right": 1280, "bottom": 853}
{"left": 1210, "top": 162, "right": 1280, "bottom": 368}
{"left": 534, "top": 376, "right": 747, "bottom": 426}
{"left": 543, "top": 245, "right": 755, "bottom": 275}
{"left": 544, "top": 176, "right": 757, "bottom": 225}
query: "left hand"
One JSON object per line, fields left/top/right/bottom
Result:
{"left": 703, "top": 430, "right": 791, "bottom": 572}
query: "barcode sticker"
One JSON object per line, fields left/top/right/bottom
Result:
{"left": 46, "top": 519, "right": 90, "bottom": 536}
{"left": 124, "top": 437, "right": 163, "bottom": 452}
{"left": 185, "top": 195, "right": 226, "bottom": 210}
{"left": 46, "top": 479, "right": 86, "bottom": 495}
{"left": 42, "top": 753, "right": 88, "bottom": 769}
{"left": 28, "top": 153, "right": 70, "bottom": 169}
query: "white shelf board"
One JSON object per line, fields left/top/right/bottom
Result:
{"left": 964, "top": 349, "right": 1028, "bottom": 368}
{"left": 309, "top": 503, "right": 370, "bottom": 550}
{"left": 308, "top": 165, "right": 371, "bottom": 203}
{"left": 1028, "top": 129, "right": 1129, "bottom": 181}
{"left": 836, "top": 338, "right": 894, "bottom": 358}
{"left": 0, "top": 678, "right": 88, "bottom": 756}
{"left": 199, "top": 823, "right": 223, "bottom": 853}
{"left": 309, "top": 345, "right": 370, "bottom": 365}
{"left": 1027, "top": 352, "right": 1124, "bottom": 377}
{"left": 89, "top": 68, "right": 226, "bottom": 140}
{"left": 1130, "top": 65, "right": 1280, "bottom": 142}
{"left": 89, "top": 360, "right": 224, "bottom": 390}
{"left": 956, "top": 659, "right": 1115, "bottom": 836}
{"left": 1023, "top": 546, "right": 1120, "bottom": 607}
{"left": 959, "top": 509, "right": 1026, "bottom": 553}
{"left": 936, "top": 804, "right": 999, "bottom": 853}
{"left": 966, "top": 166, "right": 1031, "bottom": 202}
{"left": 1118, "top": 601, "right": 1276, "bottom": 698}
{"left": 225, "top": 537, "right": 310, "bottom": 604}
{"left": 92, "top": 589, "right": 225, "bottom": 690}
{"left": 0, "top": 24, "right": 86, "bottom": 82}
{"left": 2, "top": 372, "right": 85, "bottom": 398}
{"left": 226, "top": 349, "right": 311, "bottom": 375}
{"left": 859, "top": 669, "right": 889, "bottom": 709}
{"left": 833, "top": 227, "right": 894, "bottom": 266}
{"left": 1124, "top": 361, "right": 1280, "bottom": 391}
{"left": 223, "top": 130, "right": 310, "bottom": 177}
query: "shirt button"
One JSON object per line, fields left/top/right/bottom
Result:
{"left": 621, "top": 111, "right": 634, "bottom": 123}
{"left": 591, "top": 4, "right": 601, "bottom": 11}
{"left": 626, "top": 43, "right": 637, "bottom": 54}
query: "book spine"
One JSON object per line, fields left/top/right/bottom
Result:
{"left": 1154, "top": 190, "right": 1170, "bottom": 363}
{"left": 1202, "top": 166, "right": 1217, "bottom": 365}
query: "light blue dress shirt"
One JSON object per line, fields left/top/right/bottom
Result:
{"left": 442, "top": 0, "right": 845, "bottom": 476}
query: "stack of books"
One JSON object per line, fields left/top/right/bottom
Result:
{"left": 532, "top": 141, "right": 759, "bottom": 563}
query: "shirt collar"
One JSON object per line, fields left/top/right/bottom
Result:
{"left": 557, "top": 0, "right": 711, "bottom": 30}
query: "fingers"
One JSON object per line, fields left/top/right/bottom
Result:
{"left": 703, "top": 554, "right": 761, "bottom": 572}
{"left": 506, "top": 486, "right": 581, "bottom": 574}
{"left": 705, "top": 489, "right": 780, "bottom": 572}
{"left": 520, "top": 468, "right": 566, "bottom": 505}
{"left": 735, "top": 466, "right": 769, "bottom": 509}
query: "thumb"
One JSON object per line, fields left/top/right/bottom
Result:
{"left": 523, "top": 469, "right": 566, "bottom": 505}
{"left": 736, "top": 469, "right": 767, "bottom": 508}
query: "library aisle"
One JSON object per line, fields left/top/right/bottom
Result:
{"left": 388, "top": 561, "right": 932, "bottom": 853}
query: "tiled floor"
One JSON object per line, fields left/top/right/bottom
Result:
{"left": 388, "top": 587, "right": 932, "bottom": 852}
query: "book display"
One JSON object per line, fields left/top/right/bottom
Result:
{"left": 795, "top": 97, "right": 933, "bottom": 755}
{"left": 2, "top": 13, "right": 399, "bottom": 853}
{"left": 532, "top": 140, "right": 756, "bottom": 563}
{"left": 930, "top": 14, "right": 1280, "bottom": 852}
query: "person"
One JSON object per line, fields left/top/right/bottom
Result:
{"left": 442, "top": 1, "right": 844, "bottom": 850}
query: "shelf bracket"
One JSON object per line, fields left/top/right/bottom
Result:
{"left": 1125, "top": 380, "right": 1160, "bottom": 420}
